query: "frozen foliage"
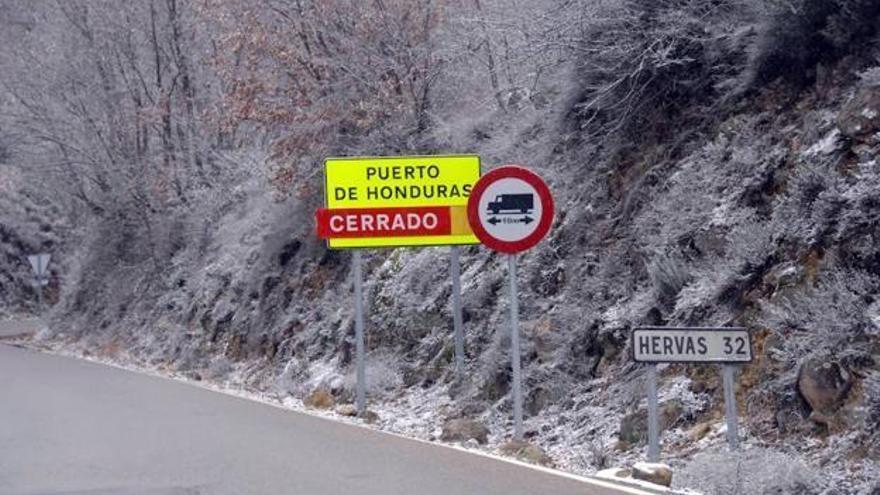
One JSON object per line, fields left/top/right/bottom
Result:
{"left": 2, "top": 1, "right": 880, "bottom": 493}
{"left": 675, "top": 447, "right": 826, "bottom": 495}
{"left": 345, "top": 351, "right": 404, "bottom": 397}
{"left": 647, "top": 252, "right": 692, "bottom": 311}
{"left": 749, "top": 0, "right": 880, "bottom": 88}
{"left": 762, "top": 268, "right": 880, "bottom": 367}
{"left": 0, "top": 168, "right": 66, "bottom": 315}
{"left": 565, "top": 0, "right": 755, "bottom": 145}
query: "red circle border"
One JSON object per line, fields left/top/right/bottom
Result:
{"left": 467, "top": 165, "right": 555, "bottom": 254}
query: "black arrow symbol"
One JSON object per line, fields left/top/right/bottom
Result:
{"left": 521, "top": 216, "right": 534, "bottom": 224}
{"left": 488, "top": 217, "right": 500, "bottom": 225}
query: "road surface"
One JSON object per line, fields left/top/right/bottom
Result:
{"left": 0, "top": 343, "right": 654, "bottom": 495}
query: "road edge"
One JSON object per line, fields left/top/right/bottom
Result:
{"left": 4, "top": 341, "right": 680, "bottom": 495}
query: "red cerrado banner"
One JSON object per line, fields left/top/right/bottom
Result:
{"left": 316, "top": 206, "right": 453, "bottom": 239}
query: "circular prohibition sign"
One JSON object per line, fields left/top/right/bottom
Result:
{"left": 467, "top": 165, "right": 555, "bottom": 254}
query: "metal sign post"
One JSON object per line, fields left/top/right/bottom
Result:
{"left": 646, "top": 364, "right": 660, "bottom": 462}
{"left": 353, "top": 250, "right": 367, "bottom": 417}
{"left": 507, "top": 254, "right": 524, "bottom": 440}
{"left": 36, "top": 280, "right": 44, "bottom": 313}
{"left": 722, "top": 364, "right": 739, "bottom": 450}
{"left": 631, "top": 326, "right": 752, "bottom": 459}
{"left": 450, "top": 246, "right": 465, "bottom": 373}
{"left": 467, "top": 165, "right": 555, "bottom": 441}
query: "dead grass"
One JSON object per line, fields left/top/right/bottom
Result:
{"left": 304, "top": 388, "right": 335, "bottom": 410}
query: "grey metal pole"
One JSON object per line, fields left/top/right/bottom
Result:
{"left": 36, "top": 277, "right": 45, "bottom": 315}
{"left": 646, "top": 364, "right": 660, "bottom": 461}
{"left": 353, "top": 250, "right": 367, "bottom": 417}
{"left": 722, "top": 364, "right": 739, "bottom": 450}
{"left": 508, "top": 254, "right": 524, "bottom": 440}
{"left": 451, "top": 246, "right": 465, "bottom": 373}
{"left": 36, "top": 281, "right": 44, "bottom": 314}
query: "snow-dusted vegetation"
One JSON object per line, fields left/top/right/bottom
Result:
{"left": 2, "top": 1, "right": 879, "bottom": 492}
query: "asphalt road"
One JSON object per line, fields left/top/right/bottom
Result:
{"left": 0, "top": 343, "right": 651, "bottom": 495}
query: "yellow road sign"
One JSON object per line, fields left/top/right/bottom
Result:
{"left": 322, "top": 155, "right": 481, "bottom": 248}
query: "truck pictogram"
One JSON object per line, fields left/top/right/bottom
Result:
{"left": 487, "top": 194, "right": 534, "bottom": 215}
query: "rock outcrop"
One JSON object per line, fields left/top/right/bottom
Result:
{"left": 440, "top": 418, "right": 490, "bottom": 445}
{"left": 631, "top": 462, "right": 673, "bottom": 487}
{"left": 798, "top": 358, "right": 853, "bottom": 422}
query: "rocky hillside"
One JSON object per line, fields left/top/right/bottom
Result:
{"left": 2, "top": 1, "right": 879, "bottom": 493}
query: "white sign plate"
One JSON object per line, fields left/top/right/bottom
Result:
{"left": 632, "top": 327, "right": 753, "bottom": 363}
{"left": 477, "top": 178, "right": 543, "bottom": 242}
{"left": 27, "top": 253, "right": 51, "bottom": 278}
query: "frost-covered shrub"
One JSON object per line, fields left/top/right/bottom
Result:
{"left": 344, "top": 352, "right": 403, "bottom": 396}
{"left": 760, "top": 268, "right": 880, "bottom": 367}
{"left": 368, "top": 248, "right": 452, "bottom": 348}
{"left": 858, "top": 66, "right": 880, "bottom": 88}
{"left": 300, "top": 360, "right": 346, "bottom": 399}
{"left": 675, "top": 447, "right": 826, "bottom": 494}
{"left": 769, "top": 156, "right": 847, "bottom": 251}
{"left": 647, "top": 252, "right": 691, "bottom": 309}
{"left": 0, "top": 169, "right": 66, "bottom": 314}
{"left": 751, "top": 0, "right": 880, "bottom": 86}
{"left": 820, "top": 0, "right": 880, "bottom": 48}
{"left": 566, "top": 0, "right": 752, "bottom": 144}
{"left": 206, "top": 356, "right": 234, "bottom": 381}
{"left": 587, "top": 440, "right": 611, "bottom": 469}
